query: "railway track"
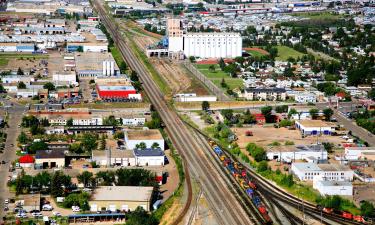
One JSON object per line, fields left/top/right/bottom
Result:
{"left": 185, "top": 121, "right": 367, "bottom": 225}
{"left": 92, "top": 1, "right": 259, "bottom": 224}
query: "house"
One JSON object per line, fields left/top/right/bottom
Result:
{"left": 92, "top": 149, "right": 136, "bottom": 167}
{"left": 89, "top": 186, "right": 154, "bottom": 212}
{"left": 17, "top": 89, "right": 38, "bottom": 98}
{"left": 133, "top": 148, "right": 165, "bottom": 166}
{"left": 35, "top": 149, "right": 66, "bottom": 169}
{"left": 253, "top": 113, "right": 265, "bottom": 124}
{"left": 47, "top": 114, "right": 103, "bottom": 126}
{"left": 124, "top": 129, "right": 164, "bottom": 150}
{"left": 294, "top": 92, "right": 317, "bottom": 103}
{"left": 121, "top": 117, "right": 146, "bottom": 127}
{"left": 313, "top": 179, "right": 353, "bottom": 196}
{"left": 291, "top": 163, "right": 353, "bottom": 181}
{"left": 19, "top": 155, "right": 35, "bottom": 168}
{"left": 242, "top": 88, "right": 286, "bottom": 101}
{"left": 266, "top": 144, "right": 327, "bottom": 163}
{"left": 295, "top": 120, "right": 334, "bottom": 136}
{"left": 344, "top": 147, "right": 375, "bottom": 160}
{"left": 287, "top": 106, "right": 323, "bottom": 120}
{"left": 45, "top": 126, "right": 65, "bottom": 135}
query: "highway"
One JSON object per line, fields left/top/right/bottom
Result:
{"left": 92, "top": 1, "right": 258, "bottom": 224}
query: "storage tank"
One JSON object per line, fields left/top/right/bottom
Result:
{"left": 102, "top": 61, "right": 107, "bottom": 76}
{"left": 106, "top": 61, "right": 111, "bottom": 76}
{"left": 110, "top": 60, "right": 115, "bottom": 76}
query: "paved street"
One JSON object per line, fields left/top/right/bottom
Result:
{"left": 0, "top": 101, "right": 24, "bottom": 219}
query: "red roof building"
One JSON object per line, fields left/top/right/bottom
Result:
{"left": 253, "top": 113, "right": 266, "bottom": 124}
{"left": 96, "top": 85, "right": 141, "bottom": 100}
{"left": 19, "top": 155, "right": 35, "bottom": 165}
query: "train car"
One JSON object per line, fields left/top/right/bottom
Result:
{"left": 323, "top": 207, "right": 333, "bottom": 213}
{"left": 246, "top": 188, "right": 254, "bottom": 198}
{"left": 353, "top": 215, "right": 365, "bottom": 223}
{"left": 342, "top": 211, "right": 353, "bottom": 220}
{"left": 248, "top": 181, "right": 257, "bottom": 189}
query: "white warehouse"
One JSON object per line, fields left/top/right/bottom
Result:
{"left": 291, "top": 163, "right": 353, "bottom": 181}
{"left": 124, "top": 129, "right": 165, "bottom": 150}
{"left": 167, "top": 18, "right": 242, "bottom": 59}
{"left": 313, "top": 179, "right": 353, "bottom": 196}
{"left": 266, "top": 144, "right": 327, "bottom": 163}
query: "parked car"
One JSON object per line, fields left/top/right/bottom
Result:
{"left": 52, "top": 211, "right": 61, "bottom": 217}
{"left": 42, "top": 204, "right": 53, "bottom": 211}
{"left": 16, "top": 213, "right": 27, "bottom": 218}
{"left": 32, "top": 211, "right": 43, "bottom": 218}
{"left": 72, "top": 206, "right": 80, "bottom": 212}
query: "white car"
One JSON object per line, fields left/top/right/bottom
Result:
{"left": 32, "top": 212, "right": 43, "bottom": 218}
{"left": 72, "top": 206, "right": 80, "bottom": 212}
{"left": 42, "top": 204, "right": 53, "bottom": 211}
{"left": 16, "top": 213, "right": 27, "bottom": 218}
{"left": 4, "top": 199, "right": 9, "bottom": 204}
{"left": 52, "top": 211, "right": 61, "bottom": 217}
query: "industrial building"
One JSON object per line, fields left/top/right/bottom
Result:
{"left": 242, "top": 87, "right": 287, "bottom": 101}
{"left": 124, "top": 129, "right": 164, "bottom": 150}
{"left": 89, "top": 186, "right": 154, "bottom": 212}
{"left": 313, "top": 179, "right": 353, "bottom": 196}
{"left": 344, "top": 147, "right": 375, "bottom": 160}
{"left": 35, "top": 149, "right": 66, "bottom": 169}
{"left": 147, "top": 18, "right": 242, "bottom": 59}
{"left": 96, "top": 85, "right": 141, "bottom": 100}
{"left": 266, "top": 144, "right": 328, "bottom": 163}
{"left": 92, "top": 149, "right": 136, "bottom": 167}
{"left": 134, "top": 148, "right": 165, "bottom": 166}
{"left": 295, "top": 120, "right": 335, "bottom": 136}
{"left": 291, "top": 163, "right": 353, "bottom": 181}
{"left": 74, "top": 52, "right": 119, "bottom": 77}
{"left": 52, "top": 71, "right": 78, "bottom": 86}
{"left": 67, "top": 42, "right": 108, "bottom": 53}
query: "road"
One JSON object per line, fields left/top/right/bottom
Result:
{"left": 92, "top": 1, "right": 257, "bottom": 224}
{"left": 317, "top": 102, "right": 375, "bottom": 146}
{"left": 0, "top": 101, "right": 24, "bottom": 219}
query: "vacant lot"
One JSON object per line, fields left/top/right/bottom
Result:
{"left": 233, "top": 126, "right": 344, "bottom": 149}
{"left": 276, "top": 45, "right": 306, "bottom": 61}
{"left": 196, "top": 64, "right": 243, "bottom": 90}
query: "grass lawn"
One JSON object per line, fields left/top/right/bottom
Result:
{"left": 0, "top": 58, "right": 8, "bottom": 66}
{"left": 276, "top": 45, "right": 306, "bottom": 61}
{"left": 246, "top": 49, "right": 267, "bottom": 58}
{"left": 211, "top": 78, "right": 243, "bottom": 89}
{"left": 293, "top": 12, "right": 344, "bottom": 20}
{"left": 196, "top": 64, "right": 229, "bottom": 79}
{"left": 0, "top": 53, "right": 48, "bottom": 59}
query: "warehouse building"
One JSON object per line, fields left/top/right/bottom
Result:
{"left": 52, "top": 71, "right": 77, "bottom": 86}
{"left": 35, "top": 149, "right": 66, "bottom": 169}
{"left": 166, "top": 18, "right": 242, "bottom": 59}
{"left": 89, "top": 186, "right": 154, "bottom": 212}
{"left": 96, "top": 85, "right": 141, "bottom": 100}
{"left": 295, "top": 120, "right": 334, "bottom": 136}
{"left": 266, "top": 144, "right": 327, "bottom": 163}
{"left": 291, "top": 163, "right": 353, "bottom": 181}
{"left": 134, "top": 148, "right": 165, "bottom": 166}
{"left": 344, "top": 147, "right": 375, "bottom": 160}
{"left": 92, "top": 149, "right": 136, "bottom": 167}
{"left": 124, "top": 129, "right": 164, "bottom": 150}
{"left": 75, "top": 52, "right": 119, "bottom": 77}
{"left": 313, "top": 179, "right": 353, "bottom": 196}
{"left": 67, "top": 42, "right": 108, "bottom": 53}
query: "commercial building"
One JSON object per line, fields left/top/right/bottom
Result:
{"left": 242, "top": 88, "right": 287, "bottom": 101}
{"left": 121, "top": 117, "right": 146, "bottom": 126}
{"left": 52, "top": 71, "right": 77, "bottom": 86}
{"left": 35, "top": 149, "right": 66, "bottom": 169}
{"left": 89, "top": 186, "right": 154, "bottom": 212}
{"left": 313, "top": 179, "right": 353, "bottom": 196}
{"left": 96, "top": 85, "right": 141, "bottom": 100}
{"left": 266, "top": 144, "right": 327, "bottom": 163}
{"left": 291, "top": 163, "right": 353, "bottom": 181}
{"left": 19, "top": 155, "right": 35, "bottom": 168}
{"left": 166, "top": 18, "right": 242, "bottom": 58}
{"left": 344, "top": 147, "right": 375, "bottom": 160}
{"left": 125, "top": 129, "right": 164, "bottom": 150}
{"left": 92, "top": 149, "right": 136, "bottom": 167}
{"left": 46, "top": 114, "right": 103, "bottom": 126}
{"left": 74, "top": 52, "right": 119, "bottom": 77}
{"left": 294, "top": 92, "right": 317, "bottom": 103}
{"left": 133, "top": 148, "right": 165, "bottom": 166}
{"left": 295, "top": 120, "right": 334, "bottom": 136}
{"left": 67, "top": 42, "right": 108, "bottom": 53}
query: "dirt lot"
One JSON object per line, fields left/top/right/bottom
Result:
{"left": 353, "top": 183, "right": 375, "bottom": 205}
{"left": 47, "top": 51, "right": 65, "bottom": 74}
{"left": 233, "top": 126, "right": 345, "bottom": 149}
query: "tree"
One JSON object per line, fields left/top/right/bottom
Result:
{"left": 0, "top": 84, "right": 6, "bottom": 93}
{"left": 17, "top": 81, "right": 26, "bottom": 89}
{"left": 76, "top": 46, "right": 83, "bottom": 52}
{"left": 323, "top": 108, "right": 334, "bottom": 121}
{"left": 136, "top": 142, "right": 147, "bottom": 150}
{"left": 219, "top": 58, "right": 225, "bottom": 70}
{"left": 126, "top": 207, "right": 159, "bottom": 225}
{"left": 208, "top": 65, "right": 216, "bottom": 73}
{"left": 22, "top": 115, "right": 39, "bottom": 127}
{"left": 322, "top": 142, "right": 334, "bottom": 153}
{"left": 51, "top": 171, "right": 71, "bottom": 197}
{"left": 257, "top": 161, "right": 269, "bottom": 172}
{"left": 28, "top": 141, "right": 48, "bottom": 154}
{"left": 96, "top": 171, "right": 116, "bottom": 186}
{"left": 17, "top": 132, "right": 29, "bottom": 144}
{"left": 81, "top": 133, "right": 98, "bottom": 152}
{"left": 103, "top": 115, "right": 119, "bottom": 126}
{"left": 69, "top": 142, "right": 83, "bottom": 154}
{"left": 202, "top": 101, "right": 210, "bottom": 111}
{"left": 30, "top": 124, "right": 45, "bottom": 135}
{"left": 17, "top": 67, "right": 24, "bottom": 75}
{"left": 66, "top": 118, "right": 73, "bottom": 126}
{"left": 309, "top": 108, "right": 319, "bottom": 119}
{"left": 62, "top": 192, "right": 90, "bottom": 211}
{"left": 369, "top": 88, "right": 375, "bottom": 100}
{"left": 77, "top": 171, "right": 94, "bottom": 187}
{"left": 43, "top": 82, "right": 56, "bottom": 91}
{"left": 151, "top": 142, "right": 159, "bottom": 149}
{"left": 360, "top": 201, "right": 375, "bottom": 217}
{"left": 116, "top": 168, "right": 158, "bottom": 187}
{"left": 288, "top": 108, "right": 297, "bottom": 119}
{"left": 261, "top": 106, "right": 273, "bottom": 123}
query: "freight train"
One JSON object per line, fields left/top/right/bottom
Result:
{"left": 210, "top": 141, "right": 273, "bottom": 224}
{"left": 319, "top": 207, "right": 368, "bottom": 223}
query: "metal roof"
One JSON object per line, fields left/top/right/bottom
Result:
{"left": 68, "top": 213, "right": 126, "bottom": 218}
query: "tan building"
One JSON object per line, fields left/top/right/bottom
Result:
{"left": 35, "top": 149, "right": 66, "bottom": 169}
{"left": 89, "top": 186, "right": 154, "bottom": 212}
{"left": 243, "top": 88, "right": 286, "bottom": 101}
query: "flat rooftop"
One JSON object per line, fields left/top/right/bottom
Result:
{"left": 316, "top": 180, "right": 352, "bottom": 187}
{"left": 91, "top": 186, "right": 153, "bottom": 202}
{"left": 134, "top": 148, "right": 164, "bottom": 157}
{"left": 92, "top": 149, "right": 134, "bottom": 158}
{"left": 296, "top": 120, "right": 334, "bottom": 128}
{"left": 98, "top": 85, "right": 135, "bottom": 91}
{"left": 293, "top": 163, "right": 351, "bottom": 172}
{"left": 127, "top": 129, "right": 163, "bottom": 140}
{"left": 75, "top": 52, "right": 118, "bottom": 72}
{"left": 267, "top": 144, "right": 326, "bottom": 153}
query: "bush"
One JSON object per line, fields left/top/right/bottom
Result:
{"left": 246, "top": 143, "right": 266, "bottom": 162}
{"left": 279, "top": 119, "right": 294, "bottom": 127}
{"left": 257, "top": 161, "right": 269, "bottom": 172}
{"left": 62, "top": 192, "right": 90, "bottom": 211}
{"left": 285, "top": 140, "right": 295, "bottom": 145}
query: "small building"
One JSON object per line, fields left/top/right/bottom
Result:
{"left": 89, "top": 186, "right": 154, "bottom": 212}
{"left": 344, "top": 147, "right": 375, "bottom": 161}
{"left": 295, "top": 120, "right": 334, "bottom": 136}
{"left": 35, "top": 149, "right": 66, "bottom": 169}
{"left": 45, "top": 126, "right": 65, "bottom": 135}
{"left": 92, "top": 149, "right": 136, "bottom": 167}
{"left": 121, "top": 117, "right": 146, "bottom": 127}
{"left": 52, "top": 71, "right": 77, "bottom": 86}
{"left": 125, "top": 129, "right": 164, "bottom": 150}
{"left": 294, "top": 92, "right": 317, "bottom": 103}
{"left": 67, "top": 125, "right": 114, "bottom": 135}
{"left": 253, "top": 113, "right": 266, "bottom": 124}
{"left": 313, "top": 179, "right": 353, "bottom": 196}
{"left": 243, "top": 88, "right": 286, "bottom": 101}
{"left": 291, "top": 163, "right": 353, "bottom": 181}
{"left": 266, "top": 144, "right": 327, "bottom": 163}
{"left": 134, "top": 148, "right": 165, "bottom": 166}
{"left": 287, "top": 106, "right": 323, "bottom": 120}
{"left": 19, "top": 155, "right": 35, "bottom": 168}
{"left": 16, "top": 43, "right": 35, "bottom": 52}
{"left": 17, "top": 89, "right": 38, "bottom": 98}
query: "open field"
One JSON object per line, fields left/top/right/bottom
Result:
{"left": 195, "top": 64, "right": 243, "bottom": 90}
{"left": 0, "top": 53, "right": 48, "bottom": 59}
{"left": 0, "top": 58, "right": 8, "bottom": 66}
{"left": 233, "top": 126, "right": 345, "bottom": 149}
{"left": 212, "top": 78, "right": 243, "bottom": 89}
{"left": 276, "top": 45, "right": 306, "bottom": 61}
{"left": 293, "top": 12, "right": 344, "bottom": 20}
{"left": 243, "top": 47, "right": 269, "bottom": 57}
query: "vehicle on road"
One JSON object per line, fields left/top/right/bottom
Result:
{"left": 52, "top": 211, "right": 61, "bottom": 217}
{"left": 42, "top": 204, "right": 53, "bottom": 211}
{"left": 72, "top": 206, "right": 80, "bottom": 212}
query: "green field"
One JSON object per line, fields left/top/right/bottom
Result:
{"left": 293, "top": 12, "right": 344, "bottom": 20}
{"left": 246, "top": 50, "right": 267, "bottom": 58}
{"left": 276, "top": 45, "right": 306, "bottom": 61}
{"left": 195, "top": 64, "right": 243, "bottom": 90}
{"left": 0, "top": 58, "right": 8, "bottom": 66}
{"left": 0, "top": 53, "right": 48, "bottom": 59}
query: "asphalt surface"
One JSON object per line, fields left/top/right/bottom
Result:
{"left": 0, "top": 101, "right": 24, "bottom": 219}
{"left": 92, "top": 1, "right": 257, "bottom": 224}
